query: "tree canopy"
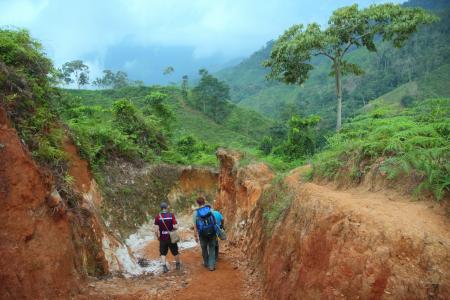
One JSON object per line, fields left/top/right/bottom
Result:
{"left": 93, "top": 70, "right": 130, "bottom": 89}
{"left": 0, "top": 28, "right": 53, "bottom": 103}
{"left": 181, "top": 75, "right": 189, "bottom": 100}
{"left": 60, "top": 60, "right": 90, "bottom": 89}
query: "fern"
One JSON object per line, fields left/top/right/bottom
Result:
{"left": 312, "top": 98, "right": 450, "bottom": 201}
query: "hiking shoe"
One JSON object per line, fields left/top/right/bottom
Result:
{"left": 209, "top": 266, "right": 215, "bottom": 271}
{"left": 163, "top": 265, "right": 169, "bottom": 273}
{"left": 176, "top": 262, "right": 181, "bottom": 271}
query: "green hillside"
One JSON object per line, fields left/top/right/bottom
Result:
{"left": 367, "top": 63, "right": 450, "bottom": 110}
{"left": 307, "top": 41, "right": 450, "bottom": 201}
{"left": 216, "top": 0, "right": 450, "bottom": 132}
{"left": 60, "top": 86, "right": 272, "bottom": 148}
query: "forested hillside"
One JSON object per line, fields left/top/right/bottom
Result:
{"left": 56, "top": 86, "right": 273, "bottom": 168}
{"left": 216, "top": 0, "right": 450, "bottom": 130}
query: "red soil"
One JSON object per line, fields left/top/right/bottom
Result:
{"left": 0, "top": 109, "right": 82, "bottom": 299}
{"left": 79, "top": 241, "right": 261, "bottom": 300}
{"left": 169, "top": 249, "right": 246, "bottom": 300}
{"left": 215, "top": 150, "right": 450, "bottom": 300}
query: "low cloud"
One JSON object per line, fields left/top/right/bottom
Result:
{"left": 1, "top": 0, "right": 404, "bottom": 81}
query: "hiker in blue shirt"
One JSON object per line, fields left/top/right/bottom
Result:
{"left": 193, "top": 197, "right": 217, "bottom": 271}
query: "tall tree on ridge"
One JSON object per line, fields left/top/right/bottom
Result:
{"left": 163, "top": 66, "right": 174, "bottom": 75}
{"left": 191, "top": 69, "right": 230, "bottom": 123}
{"left": 61, "top": 60, "right": 89, "bottom": 89}
{"left": 78, "top": 71, "right": 89, "bottom": 89}
{"left": 181, "top": 75, "right": 189, "bottom": 100}
{"left": 264, "top": 3, "right": 437, "bottom": 131}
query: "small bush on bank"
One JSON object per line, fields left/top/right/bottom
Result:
{"left": 262, "top": 174, "right": 295, "bottom": 234}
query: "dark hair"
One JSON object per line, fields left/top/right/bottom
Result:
{"left": 196, "top": 197, "right": 206, "bottom": 206}
{"left": 160, "top": 202, "right": 168, "bottom": 209}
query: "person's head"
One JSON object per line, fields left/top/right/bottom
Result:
{"left": 160, "top": 202, "right": 168, "bottom": 210}
{"left": 196, "top": 197, "right": 206, "bottom": 206}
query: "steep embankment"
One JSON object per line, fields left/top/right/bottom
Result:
{"left": 0, "top": 108, "right": 84, "bottom": 299}
{"left": 0, "top": 105, "right": 170, "bottom": 298}
{"left": 215, "top": 149, "right": 450, "bottom": 299}
{"left": 168, "top": 166, "right": 218, "bottom": 209}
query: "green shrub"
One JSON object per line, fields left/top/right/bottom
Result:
{"left": 302, "top": 168, "right": 314, "bottom": 182}
{"left": 69, "top": 120, "right": 140, "bottom": 165}
{"left": 267, "top": 114, "right": 320, "bottom": 161}
{"left": 262, "top": 175, "right": 294, "bottom": 233}
{"left": 401, "top": 95, "right": 416, "bottom": 107}
{"left": 259, "top": 136, "right": 273, "bottom": 155}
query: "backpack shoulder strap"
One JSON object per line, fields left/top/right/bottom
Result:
{"left": 160, "top": 213, "right": 170, "bottom": 232}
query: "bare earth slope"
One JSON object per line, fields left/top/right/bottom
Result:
{"left": 280, "top": 169, "right": 450, "bottom": 299}
{"left": 0, "top": 109, "right": 82, "bottom": 299}
{"left": 215, "top": 150, "right": 450, "bottom": 299}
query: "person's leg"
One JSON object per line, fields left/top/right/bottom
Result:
{"left": 169, "top": 243, "right": 181, "bottom": 270}
{"left": 160, "top": 240, "right": 169, "bottom": 272}
{"left": 207, "top": 237, "right": 217, "bottom": 270}
{"left": 199, "top": 236, "right": 209, "bottom": 267}
{"left": 215, "top": 241, "right": 219, "bottom": 261}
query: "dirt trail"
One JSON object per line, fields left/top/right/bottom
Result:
{"left": 80, "top": 218, "right": 262, "bottom": 300}
{"left": 287, "top": 168, "right": 450, "bottom": 243}
{"left": 259, "top": 168, "right": 450, "bottom": 299}
{"left": 307, "top": 183, "right": 448, "bottom": 239}
{"left": 79, "top": 170, "right": 449, "bottom": 299}
{"left": 169, "top": 247, "right": 248, "bottom": 300}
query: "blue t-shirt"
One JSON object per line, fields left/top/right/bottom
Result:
{"left": 213, "top": 210, "right": 223, "bottom": 227}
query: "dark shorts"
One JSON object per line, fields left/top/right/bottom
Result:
{"left": 159, "top": 239, "right": 179, "bottom": 256}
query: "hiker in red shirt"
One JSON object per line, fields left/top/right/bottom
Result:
{"left": 154, "top": 202, "right": 181, "bottom": 273}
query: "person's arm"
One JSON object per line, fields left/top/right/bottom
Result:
{"left": 217, "top": 211, "right": 225, "bottom": 229}
{"left": 193, "top": 225, "right": 198, "bottom": 242}
{"left": 154, "top": 216, "right": 160, "bottom": 240}
{"left": 192, "top": 212, "right": 199, "bottom": 242}
{"left": 172, "top": 213, "right": 178, "bottom": 230}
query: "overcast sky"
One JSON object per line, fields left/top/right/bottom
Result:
{"left": 0, "top": 0, "right": 404, "bottom": 84}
